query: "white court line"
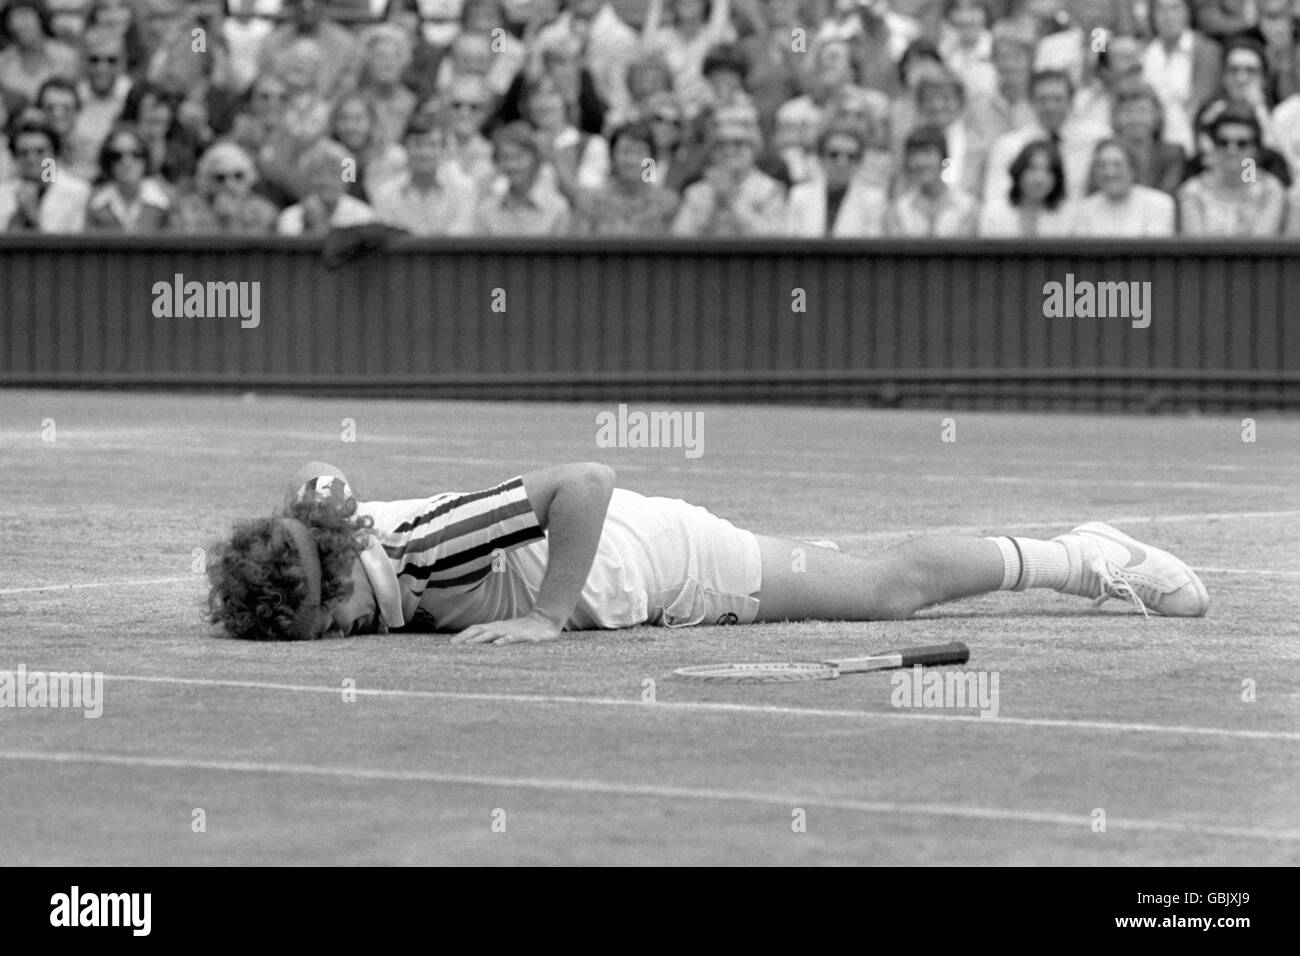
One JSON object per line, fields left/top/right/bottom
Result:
{"left": 0, "top": 577, "right": 194, "bottom": 596}
{"left": 1197, "top": 567, "right": 1300, "bottom": 577}
{"left": 392, "top": 458, "right": 1298, "bottom": 491}
{"left": 0, "top": 748, "right": 1293, "bottom": 842}
{"left": 95, "top": 674, "right": 1300, "bottom": 742}
{"left": 830, "top": 509, "right": 1300, "bottom": 542}
{"left": 917, "top": 474, "right": 1293, "bottom": 493}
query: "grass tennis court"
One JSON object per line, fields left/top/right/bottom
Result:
{"left": 1, "top": 389, "right": 1297, "bottom": 865}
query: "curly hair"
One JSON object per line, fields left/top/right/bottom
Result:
{"left": 206, "top": 496, "right": 373, "bottom": 641}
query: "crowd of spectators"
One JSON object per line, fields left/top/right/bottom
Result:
{"left": 3, "top": 0, "right": 1300, "bottom": 237}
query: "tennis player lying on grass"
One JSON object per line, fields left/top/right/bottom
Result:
{"left": 206, "top": 461, "right": 1209, "bottom": 643}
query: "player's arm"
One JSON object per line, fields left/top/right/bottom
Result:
{"left": 451, "top": 462, "right": 615, "bottom": 646}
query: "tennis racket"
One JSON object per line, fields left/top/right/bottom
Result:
{"left": 671, "top": 641, "right": 970, "bottom": 684}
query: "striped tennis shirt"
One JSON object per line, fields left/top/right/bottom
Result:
{"left": 294, "top": 474, "right": 655, "bottom": 632}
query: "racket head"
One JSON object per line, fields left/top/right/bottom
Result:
{"left": 671, "top": 661, "right": 838, "bottom": 683}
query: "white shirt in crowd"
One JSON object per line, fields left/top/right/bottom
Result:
{"left": 275, "top": 194, "right": 377, "bottom": 235}
{"left": 785, "top": 176, "right": 888, "bottom": 237}
{"left": 1142, "top": 31, "right": 1197, "bottom": 154}
{"left": 0, "top": 175, "right": 92, "bottom": 233}
{"left": 369, "top": 166, "right": 477, "bottom": 236}
{"left": 977, "top": 199, "right": 1077, "bottom": 237}
{"left": 1068, "top": 185, "right": 1176, "bottom": 237}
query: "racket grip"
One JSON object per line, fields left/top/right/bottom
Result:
{"left": 898, "top": 642, "right": 970, "bottom": 667}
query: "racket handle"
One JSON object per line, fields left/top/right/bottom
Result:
{"left": 898, "top": 642, "right": 970, "bottom": 667}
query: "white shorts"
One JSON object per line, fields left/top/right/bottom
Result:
{"left": 507, "top": 489, "right": 763, "bottom": 630}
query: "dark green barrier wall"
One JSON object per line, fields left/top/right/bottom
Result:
{"left": 1, "top": 236, "right": 1296, "bottom": 410}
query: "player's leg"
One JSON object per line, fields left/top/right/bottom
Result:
{"left": 752, "top": 522, "right": 1209, "bottom": 621}
{"left": 752, "top": 535, "right": 1004, "bottom": 621}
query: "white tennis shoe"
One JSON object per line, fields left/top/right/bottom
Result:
{"left": 1054, "top": 522, "right": 1210, "bottom": 618}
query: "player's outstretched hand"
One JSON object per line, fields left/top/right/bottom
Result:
{"left": 450, "top": 611, "right": 563, "bottom": 646}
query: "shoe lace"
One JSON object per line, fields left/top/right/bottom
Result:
{"left": 1089, "top": 556, "right": 1151, "bottom": 618}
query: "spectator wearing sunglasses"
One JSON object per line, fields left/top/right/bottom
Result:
{"left": 1193, "top": 40, "right": 1280, "bottom": 157}
{"left": 1178, "top": 106, "right": 1285, "bottom": 234}
{"left": 977, "top": 138, "right": 1075, "bottom": 236}
{"left": 72, "top": 27, "right": 132, "bottom": 168}
{"left": 823, "top": 85, "right": 894, "bottom": 192}
{"left": 441, "top": 77, "right": 496, "bottom": 188}
{"left": 0, "top": 118, "right": 90, "bottom": 231}
{"left": 0, "top": 0, "right": 79, "bottom": 103}
{"left": 86, "top": 123, "right": 172, "bottom": 232}
{"left": 174, "top": 140, "right": 279, "bottom": 235}
{"left": 786, "top": 123, "right": 888, "bottom": 237}
{"left": 84, "top": 0, "right": 148, "bottom": 75}
{"left": 642, "top": 92, "right": 695, "bottom": 192}
{"left": 1188, "top": 45, "right": 1294, "bottom": 187}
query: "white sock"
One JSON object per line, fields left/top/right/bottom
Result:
{"left": 986, "top": 536, "right": 1071, "bottom": 591}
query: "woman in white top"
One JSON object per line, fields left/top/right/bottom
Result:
{"left": 1070, "top": 139, "right": 1176, "bottom": 237}
{"left": 977, "top": 139, "right": 1075, "bottom": 237}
